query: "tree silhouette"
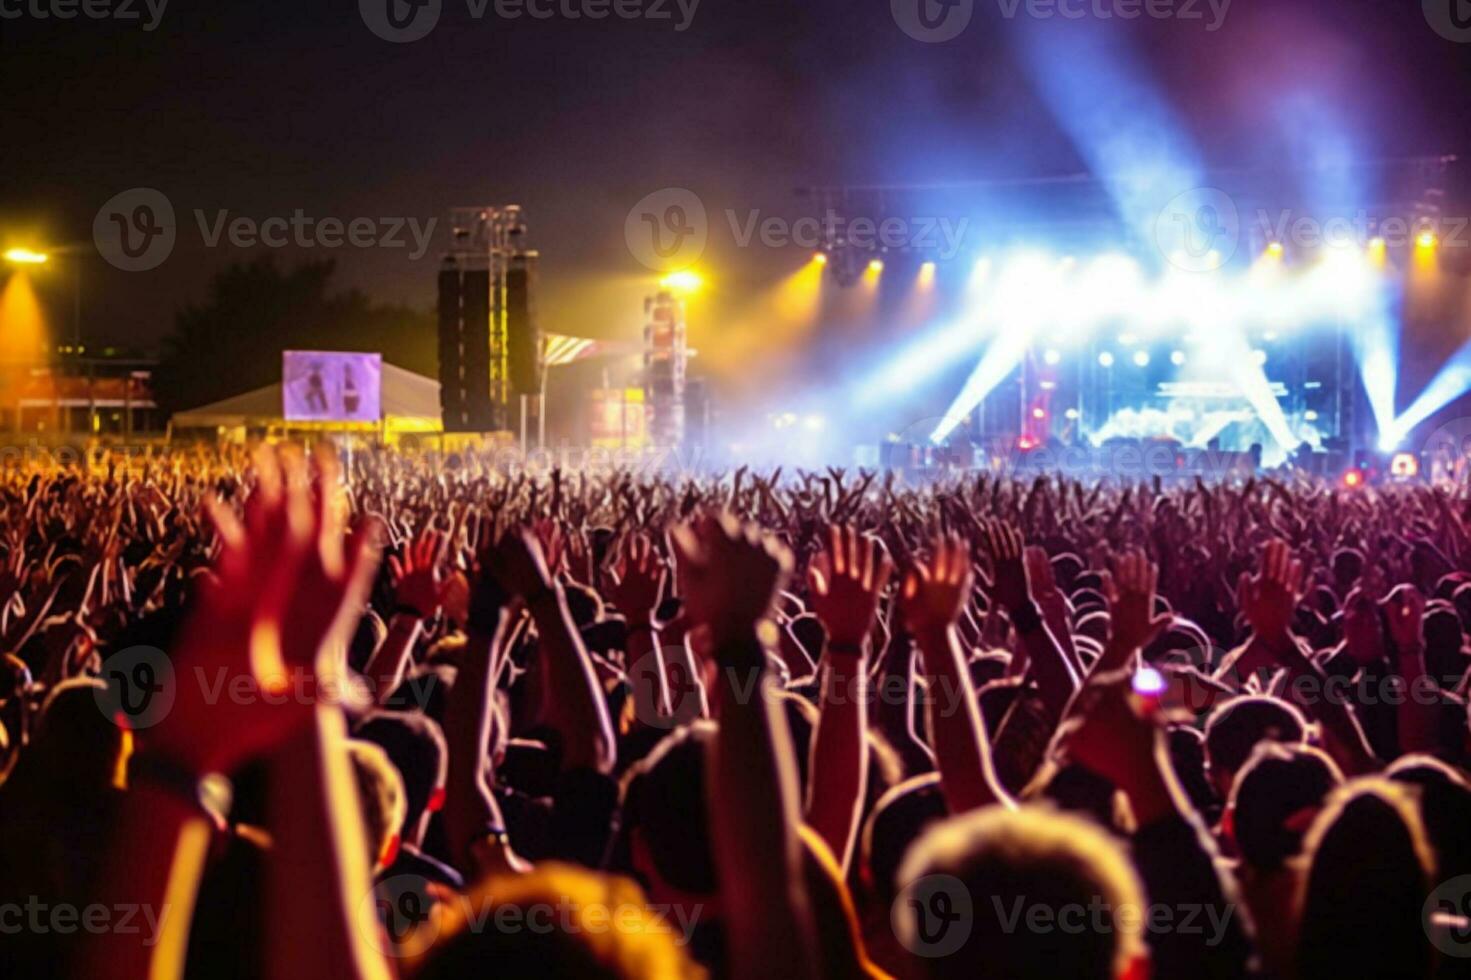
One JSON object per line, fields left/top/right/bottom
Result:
{"left": 154, "top": 257, "right": 435, "bottom": 416}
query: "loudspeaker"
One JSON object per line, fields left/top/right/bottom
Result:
{"left": 437, "top": 262, "right": 466, "bottom": 430}
{"left": 505, "top": 252, "right": 541, "bottom": 397}
{"left": 459, "top": 269, "right": 494, "bottom": 430}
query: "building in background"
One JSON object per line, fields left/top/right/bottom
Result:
{"left": 0, "top": 345, "right": 160, "bottom": 437}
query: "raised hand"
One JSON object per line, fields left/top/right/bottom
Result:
{"left": 670, "top": 512, "right": 792, "bottom": 650}
{"left": 278, "top": 445, "right": 382, "bottom": 671}
{"left": 1054, "top": 668, "right": 1159, "bottom": 790}
{"left": 899, "top": 533, "right": 973, "bottom": 639}
{"left": 978, "top": 519, "right": 1029, "bottom": 613}
{"left": 807, "top": 524, "right": 893, "bottom": 649}
{"left": 608, "top": 531, "right": 667, "bottom": 625}
{"left": 1100, "top": 548, "right": 1171, "bottom": 655}
{"left": 387, "top": 528, "right": 446, "bottom": 619}
{"left": 1237, "top": 538, "right": 1304, "bottom": 643}
{"left": 1024, "top": 545, "right": 1062, "bottom": 608}
{"left": 154, "top": 445, "right": 380, "bottom": 775}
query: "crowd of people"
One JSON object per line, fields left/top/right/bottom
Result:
{"left": 3, "top": 443, "right": 1471, "bottom": 979}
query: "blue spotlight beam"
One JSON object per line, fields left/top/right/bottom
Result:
{"left": 931, "top": 330, "right": 1031, "bottom": 443}
{"left": 1383, "top": 337, "right": 1471, "bottom": 450}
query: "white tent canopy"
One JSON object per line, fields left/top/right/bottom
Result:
{"left": 171, "top": 361, "right": 442, "bottom": 431}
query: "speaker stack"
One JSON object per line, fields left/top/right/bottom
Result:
{"left": 435, "top": 258, "right": 497, "bottom": 432}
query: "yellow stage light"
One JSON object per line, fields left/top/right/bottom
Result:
{"left": 660, "top": 270, "right": 703, "bottom": 292}
{"left": 1266, "top": 241, "right": 1284, "bottom": 258}
{"left": 1416, "top": 230, "right": 1437, "bottom": 249}
{"left": 3, "top": 247, "right": 48, "bottom": 265}
{"left": 812, "top": 252, "right": 828, "bottom": 265}
{"left": 867, "top": 258, "right": 884, "bottom": 274}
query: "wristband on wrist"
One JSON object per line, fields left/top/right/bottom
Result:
{"left": 130, "top": 752, "right": 233, "bottom": 821}
{"left": 391, "top": 602, "right": 428, "bottom": 620}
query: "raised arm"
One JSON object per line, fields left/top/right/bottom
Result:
{"left": 81, "top": 446, "right": 390, "bottom": 980}
{"left": 804, "top": 523, "right": 892, "bottom": 871}
{"left": 1385, "top": 584, "right": 1441, "bottom": 755}
{"left": 1058, "top": 668, "right": 1254, "bottom": 979}
{"left": 1227, "top": 538, "right": 1378, "bottom": 775}
{"left": 441, "top": 555, "right": 520, "bottom": 876}
{"left": 607, "top": 531, "right": 673, "bottom": 726}
{"left": 484, "top": 527, "right": 616, "bottom": 774}
{"left": 978, "top": 520, "right": 1079, "bottom": 716}
{"left": 672, "top": 513, "right": 820, "bottom": 980}
{"left": 900, "top": 533, "right": 1011, "bottom": 814}
{"left": 363, "top": 528, "right": 445, "bottom": 704}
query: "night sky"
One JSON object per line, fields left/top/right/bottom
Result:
{"left": 3, "top": 0, "right": 1469, "bottom": 384}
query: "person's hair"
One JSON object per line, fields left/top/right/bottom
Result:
{"left": 353, "top": 710, "right": 447, "bottom": 842}
{"left": 389, "top": 661, "right": 456, "bottom": 724}
{"left": 411, "top": 864, "right": 700, "bottom": 979}
{"left": 799, "top": 825, "right": 881, "bottom": 979}
{"left": 861, "top": 773, "right": 949, "bottom": 910}
{"left": 1165, "top": 725, "right": 1219, "bottom": 823}
{"left": 619, "top": 722, "right": 717, "bottom": 895}
{"left": 1204, "top": 695, "right": 1306, "bottom": 785}
{"left": 897, "top": 805, "right": 1146, "bottom": 980}
{"left": 1387, "top": 754, "right": 1471, "bottom": 881}
{"left": 1297, "top": 779, "right": 1434, "bottom": 980}
{"left": 345, "top": 738, "right": 407, "bottom": 870}
{"left": 1229, "top": 742, "right": 1342, "bottom": 870}
{"left": 776, "top": 689, "right": 818, "bottom": 794}
{"left": 26, "top": 677, "right": 129, "bottom": 796}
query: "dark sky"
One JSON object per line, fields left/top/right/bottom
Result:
{"left": 2, "top": 0, "right": 1469, "bottom": 365}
